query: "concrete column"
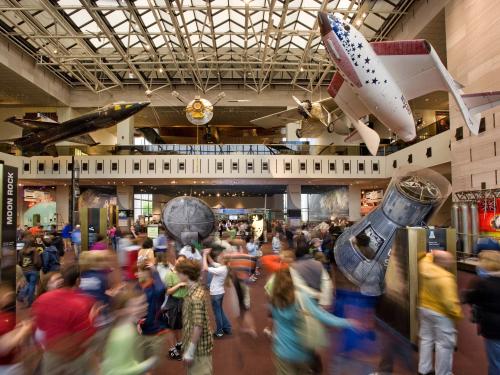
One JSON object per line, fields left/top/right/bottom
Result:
{"left": 117, "top": 117, "right": 134, "bottom": 145}
{"left": 348, "top": 184, "right": 361, "bottom": 222}
{"left": 56, "top": 107, "right": 76, "bottom": 122}
{"left": 285, "top": 122, "right": 300, "bottom": 141}
{"left": 116, "top": 185, "right": 133, "bottom": 210}
{"left": 287, "top": 184, "right": 301, "bottom": 218}
{"left": 55, "top": 185, "right": 70, "bottom": 228}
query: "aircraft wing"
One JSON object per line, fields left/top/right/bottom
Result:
{"left": 316, "top": 97, "right": 340, "bottom": 113}
{"left": 65, "top": 134, "right": 99, "bottom": 146}
{"left": 250, "top": 108, "right": 303, "bottom": 128}
{"left": 327, "top": 72, "right": 380, "bottom": 155}
{"left": 5, "top": 116, "right": 60, "bottom": 130}
{"left": 137, "top": 127, "right": 166, "bottom": 145}
{"left": 372, "top": 39, "right": 500, "bottom": 134}
{"left": 371, "top": 40, "right": 453, "bottom": 100}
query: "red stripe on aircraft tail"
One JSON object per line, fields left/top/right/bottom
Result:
{"left": 371, "top": 39, "right": 431, "bottom": 55}
{"left": 328, "top": 72, "right": 344, "bottom": 98}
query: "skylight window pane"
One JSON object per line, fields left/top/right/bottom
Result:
{"left": 147, "top": 23, "right": 160, "bottom": 33}
{"left": 213, "top": 9, "right": 230, "bottom": 27}
{"left": 152, "top": 35, "right": 164, "bottom": 48}
{"left": 364, "top": 13, "right": 384, "bottom": 29}
{"left": 96, "top": 0, "right": 120, "bottom": 7}
{"left": 106, "top": 10, "right": 127, "bottom": 26}
{"left": 230, "top": 20, "right": 245, "bottom": 33}
{"left": 338, "top": 0, "right": 351, "bottom": 10}
{"left": 90, "top": 37, "right": 107, "bottom": 48}
{"left": 185, "top": 21, "right": 196, "bottom": 33}
{"left": 70, "top": 9, "right": 92, "bottom": 27}
{"left": 291, "top": 35, "right": 307, "bottom": 48}
{"left": 114, "top": 21, "right": 131, "bottom": 33}
{"left": 58, "top": 0, "right": 81, "bottom": 6}
{"left": 83, "top": 21, "right": 101, "bottom": 33}
{"left": 141, "top": 11, "right": 156, "bottom": 26}
{"left": 183, "top": 10, "right": 196, "bottom": 23}
{"left": 122, "top": 34, "right": 140, "bottom": 47}
{"left": 212, "top": 0, "right": 228, "bottom": 6}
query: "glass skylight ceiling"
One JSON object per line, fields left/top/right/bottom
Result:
{"left": 0, "top": 0, "right": 414, "bottom": 92}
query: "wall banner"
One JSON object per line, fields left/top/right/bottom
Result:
{"left": 0, "top": 164, "right": 18, "bottom": 284}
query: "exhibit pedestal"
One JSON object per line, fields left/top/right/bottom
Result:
{"left": 80, "top": 207, "right": 108, "bottom": 251}
{"left": 376, "top": 227, "right": 456, "bottom": 346}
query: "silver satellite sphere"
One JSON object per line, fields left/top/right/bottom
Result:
{"left": 162, "top": 196, "right": 216, "bottom": 244}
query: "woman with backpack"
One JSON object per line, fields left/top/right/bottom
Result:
{"left": 269, "top": 265, "right": 358, "bottom": 375}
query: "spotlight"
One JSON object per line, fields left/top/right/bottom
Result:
{"left": 145, "top": 44, "right": 151, "bottom": 51}
{"left": 300, "top": 67, "right": 304, "bottom": 72}
{"left": 362, "top": 12, "right": 367, "bottom": 18}
{"left": 355, "top": 19, "right": 362, "bottom": 26}
{"left": 128, "top": 71, "right": 134, "bottom": 79}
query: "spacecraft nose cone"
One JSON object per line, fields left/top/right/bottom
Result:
{"left": 318, "top": 12, "right": 331, "bottom": 36}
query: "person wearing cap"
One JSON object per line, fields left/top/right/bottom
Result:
{"left": 418, "top": 250, "right": 463, "bottom": 375}
{"left": 463, "top": 250, "right": 500, "bottom": 375}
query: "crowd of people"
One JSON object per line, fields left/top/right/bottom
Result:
{"left": 2, "top": 219, "right": 500, "bottom": 375}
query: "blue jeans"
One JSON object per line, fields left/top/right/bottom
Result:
{"left": 211, "top": 294, "right": 231, "bottom": 334}
{"left": 22, "top": 271, "right": 39, "bottom": 306}
{"left": 485, "top": 339, "right": 500, "bottom": 375}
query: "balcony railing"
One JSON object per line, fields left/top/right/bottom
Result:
{"left": 4, "top": 118, "right": 449, "bottom": 157}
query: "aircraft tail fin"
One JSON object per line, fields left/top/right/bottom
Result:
{"left": 460, "top": 91, "right": 500, "bottom": 135}
{"left": 344, "top": 119, "right": 380, "bottom": 156}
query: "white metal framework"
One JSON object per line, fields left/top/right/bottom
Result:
{"left": 0, "top": 0, "right": 415, "bottom": 94}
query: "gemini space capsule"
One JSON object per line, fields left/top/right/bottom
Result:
{"left": 334, "top": 167, "right": 451, "bottom": 296}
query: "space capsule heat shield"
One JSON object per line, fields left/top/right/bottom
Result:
{"left": 334, "top": 167, "right": 451, "bottom": 296}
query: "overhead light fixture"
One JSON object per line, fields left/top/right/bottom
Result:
{"left": 158, "top": 67, "right": 164, "bottom": 73}
{"left": 145, "top": 44, "right": 151, "bottom": 51}
{"left": 139, "top": 181, "right": 143, "bottom": 184}
{"left": 216, "top": 193, "right": 220, "bottom": 197}
{"left": 128, "top": 71, "right": 134, "bottom": 79}
{"left": 355, "top": 19, "right": 363, "bottom": 26}
{"left": 300, "top": 67, "right": 304, "bottom": 72}
{"left": 362, "top": 12, "right": 367, "bottom": 18}
{"left": 53, "top": 49, "right": 58, "bottom": 54}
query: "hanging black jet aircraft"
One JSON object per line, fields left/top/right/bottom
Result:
{"left": 4, "top": 102, "right": 150, "bottom": 156}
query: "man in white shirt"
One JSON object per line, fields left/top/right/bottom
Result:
{"left": 202, "top": 248, "right": 232, "bottom": 338}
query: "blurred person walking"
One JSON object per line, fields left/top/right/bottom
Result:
{"left": 272, "top": 232, "right": 282, "bottom": 254}
{"left": 32, "top": 264, "right": 98, "bottom": 375}
{"left": 137, "top": 262, "right": 167, "bottom": 365}
{"left": 101, "top": 288, "right": 157, "bottom": 375}
{"left": 107, "top": 225, "right": 117, "bottom": 251}
{"left": 225, "top": 251, "right": 258, "bottom": 337}
{"left": 164, "top": 254, "right": 188, "bottom": 361}
{"left": 0, "top": 283, "right": 33, "bottom": 375}
{"left": 463, "top": 250, "right": 500, "bottom": 375}
{"left": 61, "top": 223, "right": 72, "bottom": 252}
{"left": 269, "top": 266, "right": 356, "bottom": 375}
{"left": 137, "top": 237, "right": 155, "bottom": 268}
{"left": 418, "top": 250, "right": 463, "bottom": 375}
{"left": 90, "top": 234, "right": 108, "bottom": 251}
{"left": 18, "top": 240, "right": 41, "bottom": 307}
{"left": 291, "top": 236, "right": 333, "bottom": 309}
{"left": 176, "top": 260, "right": 213, "bottom": 375}
{"left": 202, "top": 248, "right": 232, "bottom": 338}
{"left": 71, "top": 225, "right": 82, "bottom": 259}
